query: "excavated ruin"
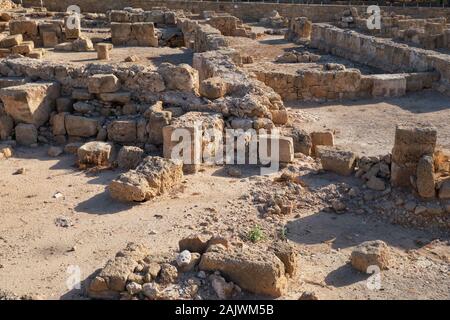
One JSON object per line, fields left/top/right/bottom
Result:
{"left": 0, "top": 0, "right": 450, "bottom": 301}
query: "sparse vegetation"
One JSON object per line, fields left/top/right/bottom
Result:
{"left": 248, "top": 225, "right": 265, "bottom": 243}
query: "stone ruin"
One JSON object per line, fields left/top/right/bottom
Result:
{"left": 1, "top": 1, "right": 450, "bottom": 301}
{"left": 87, "top": 236, "right": 298, "bottom": 299}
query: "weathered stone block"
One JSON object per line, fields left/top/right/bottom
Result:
{"left": 11, "top": 41, "right": 34, "bottom": 55}
{"left": 259, "top": 134, "right": 294, "bottom": 163}
{"left": 158, "top": 63, "right": 199, "bottom": 93}
{"left": 416, "top": 155, "right": 435, "bottom": 199}
{"left": 0, "top": 114, "right": 13, "bottom": 140}
{"left": 65, "top": 115, "right": 98, "bottom": 137}
{"left": 317, "top": 146, "right": 357, "bottom": 176}
{"left": 15, "top": 123, "right": 37, "bottom": 146}
{"left": 0, "top": 34, "right": 23, "bottom": 48}
{"left": 391, "top": 123, "right": 437, "bottom": 187}
{"left": 42, "top": 31, "right": 58, "bottom": 48}
{"left": 199, "top": 245, "right": 288, "bottom": 297}
{"left": 117, "top": 146, "right": 144, "bottom": 170}
{"left": 109, "top": 156, "right": 183, "bottom": 202}
{"left": 51, "top": 112, "right": 67, "bottom": 136}
{"left": 78, "top": 141, "right": 115, "bottom": 167}
{"left": 96, "top": 43, "right": 113, "bottom": 60}
{"left": 107, "top": 120, "right": 137, "bottom": 143}
{"left": 88, "top": 74, "right": 120, "bottom": 94}
{"left": 147, "top": 111, "right": 171, "bottom": 146}
{"left": 351, "top": 240, "right": 390, "bottom": 273}
{"left": 0, "top": 82, "right": 60, "bottom": 127}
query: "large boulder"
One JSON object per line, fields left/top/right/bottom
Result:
{"left": 199, "top": 245, "right": 288, "bottom": 297}
{"left": 77, "top": 141, "right": 115, "bottom": 167}
{"left": 0, "top": 82, "right": 60, "bottom": 127}
{"left": 109, "top": 156, "right": 183, "bottom": 202}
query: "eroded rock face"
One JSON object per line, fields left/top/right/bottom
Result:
{"left": 109, "top": 156, "right": 183, "bottom": 202}
{"left": 199, "top": 245, "right": 288, "bottom": 297}
{"left": 0, "top": 82, "right": 60, "bottom": 127}
{"left": 351, "top": 240, "right": 390, "bottom": 273}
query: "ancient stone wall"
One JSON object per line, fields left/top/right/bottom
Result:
{"left": 17, "top": 0, "right": 450, "bottom": 22}
{"left": 310, "top": 23, "right": 450, "bottom": 93}
{"left": 247, "top": 62, "right": 437, "bottom": 101}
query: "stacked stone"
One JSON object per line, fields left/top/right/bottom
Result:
{"left": 206, "top": 15, "right": 256, "bottom": 39}
{"left": 111, "top": 22, "right": 158, "bottom": 47}
{"left": 108, "top": 8, "right": 177, "bottom": 26}
{"left": 390, "top": 123, "right": 450, "bottom": 200}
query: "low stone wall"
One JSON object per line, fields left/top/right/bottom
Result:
{"left": 0, "top": 16, "right": 287, "bottom": 150}
{"left": 247, "top": 62, "right": 438, "bottom": 101}
{"left": 16, "top": 1, "right": 450, "bottom": 21}
{"left": 111, "top": 22, "right": 158, "bottom": 47}
{"left": 108, "top": 8, "right": 177, "bottom": 25}
{"left": 178, "top": 18, "right": 228, "bottom": 53}
{"left": 310, "top": 23, "right": 450, "bottom": 92}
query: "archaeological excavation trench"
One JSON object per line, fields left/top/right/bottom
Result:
{"left": 0, "top": 0, "right": 449, "bottom": 301}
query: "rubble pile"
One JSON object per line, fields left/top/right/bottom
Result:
{"left": 88, "top": 238, "right": 298, "bottom": 299}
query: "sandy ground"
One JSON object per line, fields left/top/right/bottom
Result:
{"left": 288, "top": 90, "right": 450, "bottom": 156}
{"left": 0, "top": 145, "right": 449, "bottom": 300}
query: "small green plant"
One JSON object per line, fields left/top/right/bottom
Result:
{"left": 279, "top": 227, "right": 287, "bottom": 241}
{"left": 248, "top": 225, "right": 265, "bottom": 243}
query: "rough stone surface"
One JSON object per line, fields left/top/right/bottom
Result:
{"left": 15, "top": 123, "right": 37, "bottom": 146}
{"left": 0, "top": 82, "right": 60, "bottom": 127}
{"left": 107, "top": 120, "right": 137, "bottom": 143}
{"left": 179, "top": 234, "right": 210, "bottom": 254}
{"left": 317, "top": 146, "right": 357, "bottom": 176}
{"left": 350, "top": 240, "right": 390, "bottom": 273}
{"left": 109, "top": 156, "right": 183, "bottom": 202}
{"left": 65, "top": 115, "right": 98, "bottom": 137}
{"left": 199, "top": 245, "right": 288, "bottom": 297}
{"left": 78, "top": 141, "right": 115, "bottom": 167}
{"left": 88, "top": 74, "right": 120, "bottom": 94}
{"left": 416, "top": 155, "right": 436, "bottom": 199}
{"left": 117, "top": 146, "right": 144, "bottom": 170}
